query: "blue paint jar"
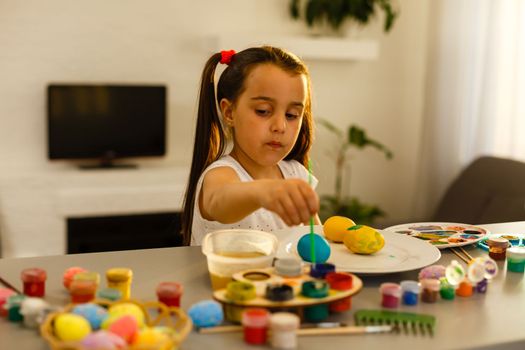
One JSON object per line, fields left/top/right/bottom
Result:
{"left": 309, "top": 263, "right": 335, "bottom": 279}
{"left": 400, "top": 280, "right": 420, "bottom": 305}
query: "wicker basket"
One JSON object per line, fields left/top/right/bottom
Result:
{"left": 40, "top": 299, "right": 192, "bottom": 350}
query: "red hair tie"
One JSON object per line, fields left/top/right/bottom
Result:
{"left": 220, "top": 50, "right": 236, "bottom": 65}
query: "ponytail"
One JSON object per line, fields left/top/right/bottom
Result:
{"left": 181, "top": 53, "right": 225, "bottom": 245}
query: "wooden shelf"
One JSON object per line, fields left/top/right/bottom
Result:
{"left": 205, "top": 35, "right": 379, "bottom": 61}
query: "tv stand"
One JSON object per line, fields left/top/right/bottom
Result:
{"left": 79, "top": 162, "right": 138, "bottom": 170}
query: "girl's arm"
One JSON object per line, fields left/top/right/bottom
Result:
{"left": 200, "top": 167, "right": 319, "bottom": 226}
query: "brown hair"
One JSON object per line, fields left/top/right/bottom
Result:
{"left": 181, "top": 46, "right": 314, "bottom": 245}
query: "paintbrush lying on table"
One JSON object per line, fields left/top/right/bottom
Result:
{"left": 199, "top": 323, "right": 393, "bottom": 335}
{"left": 0, "top": 276, "right": 22, "bottom": 294}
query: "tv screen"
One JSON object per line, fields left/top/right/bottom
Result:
{"left": 47, "top": 84, "right": 166, "bottom": 164}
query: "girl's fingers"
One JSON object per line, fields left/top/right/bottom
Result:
{"left": 298, "top": 182, "right": 319, "bottom": 215}
{"left": 279, "top": 193, "right": 301, "bottom": 226}
{"left": 288, "top": 185, "right": 311, "bottom": 224}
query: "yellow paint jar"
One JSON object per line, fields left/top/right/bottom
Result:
{"left": 105, "top": 268, "right": 133, "bottom": 299}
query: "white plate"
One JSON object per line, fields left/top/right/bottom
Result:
{"left": 274, "top": 225, "right": 441, "bottom": 275}
{"left": 383, "top": 222, "right": 490, "bottom": 249}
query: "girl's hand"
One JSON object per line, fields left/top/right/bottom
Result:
{"left": 257, "top": 178, "right": 319, "bottom": 226}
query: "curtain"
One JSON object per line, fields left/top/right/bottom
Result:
{"left": 414, "top": 0, "right": 525, "bottom": 220}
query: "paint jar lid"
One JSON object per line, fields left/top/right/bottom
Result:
{"left": 156, "top": 282, "right": 183, "bottom": 298}
{"left": 242, "top": 308, "right": 270, "bottom": 328}
{"left": 301, "top": 281, "right": 329, "bottom": 298}
{"left": 487, "top": 237, "right": 509, "bottom": 248}
{"left": 467, "top": 257, "right": 498, "bottom": 283}
{"left": 106, "top": 268, "right": 133, "bottom": 282}
{"left": 418, "top": 264, "right": 446, "bottom": 281}
{"left": 400, "top": 280, "right": 420, "bottom": 294}
{"left": 97, "top": 287, "right": 122, "bottom": 301}
{"left": 20, "top": 297, "right": 49, "bottom": 316}
{"left": 265, "top": 284, "right": 294, "bottom": 302}
{"left": 325, "top": 272, "right": 353, "bottom": 291}
{"left": 73, "top": 271, "right": 100, "bottom": 285}
{"left": 309, "top": 263, "right": 335, "bottom": 279}
{"left": 445, "top": 260, "right": 466, "bottom": 285}
{"left": 270, "top": 312, "right": 300, "bottom": 331}
{"left": 63, "top": 267, "right": 88, "bottom": 289}
{"left": 379, "top": 283, "right": 401, "bottom": 297}
{"left": 21, "top": 268, "right": 47, "bottom": 283}
{"left": 0, "top": 288, "right": 16, "bottom": 303}
{"left": 6, "top": 294, "right": 25, "bottom": 307}
{"left": 420, "top": 279, "right": 441, "bottom": 291}
{"left": 274, "top": 258, "right": 302, "bottom": 277}
{"left": 500, "top": 235, "right": 520, "bottom": 244}
{"left": 507, "top": 246, "right": 525, "bottom": 259}
{"left": 69, "top": 280, "right": 97, "bottom": 295}
{"left": 226, "top": 281, "right": 256, "bottom": 302}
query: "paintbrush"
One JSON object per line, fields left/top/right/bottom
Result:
{"left": 0, "top": 276, "right": 22, "bottom": 294}
{"left": 199, "top": 323, "right": 393, "bottom": 335}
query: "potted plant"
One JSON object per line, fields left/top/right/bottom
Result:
{"left": 289, "top": 0, "right": 398, "bottom": 35}
{"left": 317, "top": 118, "right": 393, "bottom": 225}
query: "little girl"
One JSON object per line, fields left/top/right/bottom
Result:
{"left": 181, "top": 46, "right": 320, "bottom": 246}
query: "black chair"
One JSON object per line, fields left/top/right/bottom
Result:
{"left": 433, "top": 156, "right": 525, "bottom": 224}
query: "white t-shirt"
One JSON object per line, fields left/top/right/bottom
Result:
{"left": 191, "top": 155, "right": 318, "bottom": 246}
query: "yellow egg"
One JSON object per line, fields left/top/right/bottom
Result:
{"left": 343, "top": 225, "right": 385, "bottom": 254}
{"left": 323, "top": 216, "right": 356, "bottom": 242}
{"left": 134, "top": 327, "right": 170, "bottom": 348}
{"left": 104, "top": 303, "right": 145, "bottom": 328}
{"left": 54, "top": 313, "right": 92, "bottom": 341}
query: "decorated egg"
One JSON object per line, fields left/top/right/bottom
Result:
{"left": 108, "top": 315, "right": 139, "bottom": 343}
{"left": 134, "top": 327, "right": 170, "bottom": 346}
{"left": 72, "top": 303, "right": 108, "bottom": 330}
{"left": 81, "top": 330, "right": 126, "bottom": 350}
{"left": 105, "top": 302, "right": 145, "bottom": 327}
{"left": 297, "top": 233, "right": 331, "bottom": 263}
{"left": 187, "top": 300, "right": 223, "bottom": 328}
{"left": 54, "top": 313, "right": 92, "bottom": 341}
{"left": 343, "top": 225, "right": 385, "bottom": 254}
{"left": 323, "top": 216, "right": 355, "bottom": 242}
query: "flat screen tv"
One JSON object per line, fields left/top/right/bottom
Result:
{"left": 47, "top": 84, "right": 166, "bottom": 168}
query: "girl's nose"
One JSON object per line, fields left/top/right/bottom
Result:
{"left": 271, "top": 114, "right": 286, "bottom": 133}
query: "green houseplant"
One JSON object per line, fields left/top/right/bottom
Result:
{"left": 317, "top": 118, "right": 393, "bottom": 225}
{"left": 289, "top": 0, "right": 398, "bottom": 34}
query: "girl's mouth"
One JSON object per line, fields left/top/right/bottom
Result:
{"left": 267, "top": 141, "right": 283, "bottom": 148}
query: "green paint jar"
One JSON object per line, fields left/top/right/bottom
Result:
{"left": 301, "top": 281, "right": 329, "bottom": 322}
{"left": 6, "top": 294, "right": 25, "bottom": 322}
{"left": 439, "top": 278, "right": 455, "bottom": 300}
{"left": 507, "top": 247, "right": 525, "bottom": 273}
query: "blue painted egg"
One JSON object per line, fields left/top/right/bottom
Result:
{"left": 72, "top": 303, "right": 108, "bottom": 330}
{"left": 297, "top": 233, "right": 331, "bottom": 263}
{"left": 188, "top": 300, "right": 223, "bottom": 328}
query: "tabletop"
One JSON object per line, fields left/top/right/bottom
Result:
{"left": 1, "top": 221, "right": 525, "bottom": 350}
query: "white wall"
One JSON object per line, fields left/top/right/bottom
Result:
{"left": 0, "top": 0, "right": 431, "bottom": 256}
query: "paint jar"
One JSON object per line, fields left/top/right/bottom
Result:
{"left": 202, "top": 229, "right": 278, "bottom": 291}
{"left": 6, "top": 294, "right": 25, "bottom": 322}
{"left": 475, "top": 278, "right": 488, "bottom": 293}
{"left": 73, "top": 271, "right": 100, "bottom": 289}
{"left": 21, "top": 268, "right": 47, "bottom": 297}
{"left": 270, "top": 312, "right": 300, "bottom": 349}
{"left": 501, "top": 235, "right": 520, "bottom": 245}
{"left": 266, "top": 284, "right": 294, "bottom": 302}
{"left": 456, "top": 279, "right": 473, "bottom": 297}
{"left": 241, "top": 308, "right": 270, "bottom": 345}
{"left": 309, "top": 263, "right": 335, "bottom": 279}
{"left": 97, "top": 287, "right": 122, "bottom": 302}
{"left": 20, "top": 297, "right": 49, "bottom": 328}
{"left": 486, "top": 237, "right": 509, "bottom": 260}
{"left": 69, "top": 280, "right": 97, "bottom": 303}
{"left": 326, "top": 272, "right": 353, "bottom": 312}
{"left": 0, "top": 288, "right": 16, "bottom": 317}
{"left": 445, "top": 260, "right": 466, "bottom": 285}
{"left": 439, "top": 278, "right": 456, "bottom": 300}
{"left": 468, "top": 257, "right": 498, "bottom": 284}
{"left": 106, "top": 268, "right": 133, "bottom": 299}
{"left": 275, "top": 258, "right": 303, "bottom": 278}
{"left": 224, "top": 281, "right": 256, "bottom": 323}
{"left": 400, "top": 280, "right": 420, "bottom": 306}
{"left": 506, "top": 247, "right": 525, "bottom": 273}
{"left": 156, "top": 282, "right": 183, "bottom": 308}
{"left": 379, "top": 283, "right": 401, "bottom": 308}
{"left": 301, "top": 281, "right": 329, "bottom": 322}
{"left": 63, "top": 267, "right": 87, "bottom": 290}
{"left": 420, "top": 279, "right": 440, "bottom": 303}
{"left": 234, "top": 270, "right": 282, "bottom": 297}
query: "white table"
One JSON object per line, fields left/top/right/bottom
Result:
{"left": 1, "top": 221, "right": 524, "bottom": 349}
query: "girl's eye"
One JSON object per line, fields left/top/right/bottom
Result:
{"left": 255, "top": 109, "right": 271, "bottom": 116}
{"left": 286, "top": 113, "right": 299, "bottom": 120}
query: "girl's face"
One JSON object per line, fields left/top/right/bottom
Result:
{"left": 221, "top": 64, "right": 307, "bottom": 169}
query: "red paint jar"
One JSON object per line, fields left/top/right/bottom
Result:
{"left": 69, "top": 280, "right": 97, "bottom": 303}
{"left": 156, "top": 282, "right": 183, "bottom": 307}
{"left": 241, "top": 308, "right": 270, "bottom": 345}
{"left": 379, "top": 283, "right": 401, "bottom": 308}
{"left": 326, "top": 272, "right": 353, "bottom": 312}
{"left": 62, "top": 267, "right": 87, "bottom": 290}
{"left": 20, "top": 268, "right": 47, "bottom": 297}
